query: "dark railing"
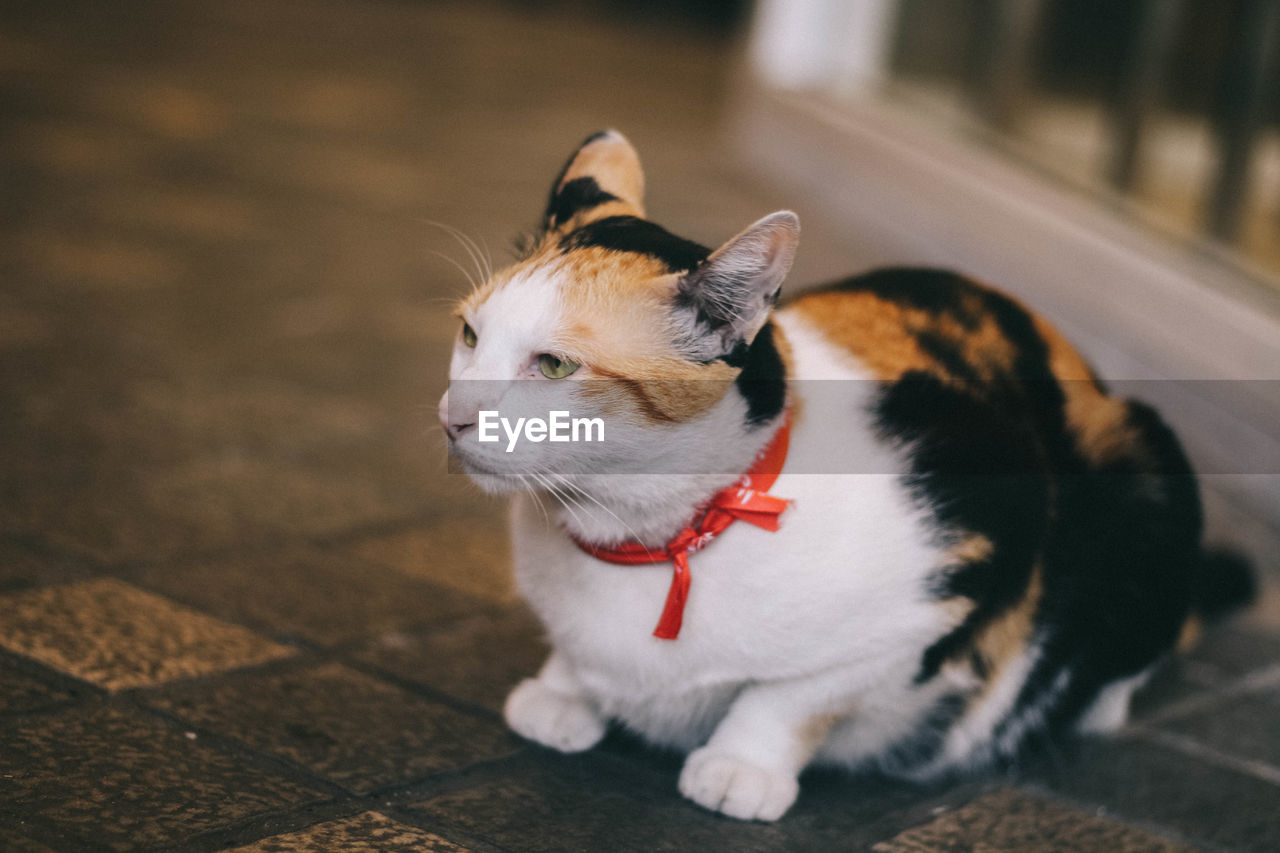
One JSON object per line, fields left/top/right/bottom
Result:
{"left": 901, "top": 0, "right": 1279, "bottom": 251}
{"left": 1206, "top": 0, "right": 1280, "bottom": 241}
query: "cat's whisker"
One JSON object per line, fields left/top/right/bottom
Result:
{"left": 531, "top": 471, "right": 575, "bottom": 524}
{"left": 428, "top": 249, "right": 480, "bottom": 292}
{"left": 518, "top": 474, "right": 552, "bottom": 528}
{"left": 528, "top": 471, "right": 566, "bottom": 525}
{"left": 532, "top": 470, "right": 589, "bottom": 534}
{"left": 421, "top": 219, "right": 492, "bottom": 290}
{"left": 476, "top": 233, "right": 495, "bottom": 281}
{"left": 454, "top": 224, "right": 494, "bottom": 283}
{"left": 547, "top": 471, "right": 648, "bottom": 547}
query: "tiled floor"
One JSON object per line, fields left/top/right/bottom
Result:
{"left": 1, "top": 0, "right": 1278, "bottom": 850}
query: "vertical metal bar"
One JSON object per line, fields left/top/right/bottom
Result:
{"left": 1106, "top": 0, "right": 1185, "bottom": 193}
{"left": 1207, "top": 0, "right": 1280, "bottom": 243}
{"left": 965, "top": 0, "right": 1046, "bottom": 130}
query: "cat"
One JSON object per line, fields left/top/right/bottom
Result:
{"left": 439, "top": 130, "right": 1253, "bottom": 821}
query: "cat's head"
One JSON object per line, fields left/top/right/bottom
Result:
{"left": 440, "top": 130, "right": 798, "bottom": 496}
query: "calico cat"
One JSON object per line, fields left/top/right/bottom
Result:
{"left": 439, "top": 130, "right": 1252, "bottom": 821}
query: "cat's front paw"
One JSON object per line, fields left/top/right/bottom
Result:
{"left": 503, "top": 677, "right": 606, "bottom": 753}
{"left": 678, "top": 747, "right": 800, "bottom": 821}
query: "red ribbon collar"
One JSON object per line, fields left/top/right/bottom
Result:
{"left": 570, "top": 415, "right": 792, "bottom": 640}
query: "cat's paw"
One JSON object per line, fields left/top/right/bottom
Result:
{"left": 503, "top": 678, "right": 606, "bottom": 753}
{"left": 678, "top": 747, "right": 800, "bottom": 822}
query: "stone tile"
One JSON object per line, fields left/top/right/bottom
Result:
{"left": 0, "top": 827, "right": 56, "bottom": 853}
{"left": 0, "top": 659, "right": 76, "bottom": 713}
{"left": 1, "top": 381, "right": 452, "bottom": 566}
{"left": 1132, "top": 625, "right": 1280, "bottom": 719}
{"left": 150, "top": 662, "right": 517, "bottom": 794}
{"left": 873, "top": 788, "right": 1193, "bottom": 852}
{"left": 0, "top": 578, "right": 293, "bottom": 690}
{"left": 342, "top": 516, "right": 516, "bottom": 604}
{"left": 413, "top": 752, "right": 968, "bottom": 853}
{"left": 0, "top": 538, "right": 94, "bottom": 594}
{"left": 1242, "top": 568, "right": 1280, "bottom": 634}
{"left": 1155, "top": 685, "right": 1280, "bottom": 771}
{"left": 122, "top": 547, "right": 482, "bottom": 648}
{"left": 1036, "top": 736, "right": 1280, "bottom": 852}
{"left": 0, "top": 705, "right": 321, "bottom": 851}
{"left": 352, "top": 605, "right": 547, "bottom": 712}
{"left": 0, "top": 1, "right": 1275, "bottom": 852}
{"left": 227, "top": 811, "right": 469, "bottom": 852}
{"left": 0, "top": 305, "right": 465, "bottom": 565}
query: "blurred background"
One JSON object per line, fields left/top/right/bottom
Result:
{"left": 2, "top": 1, "right": 1279, "bottom": 849}
{"left": 789, "top": 0, "right": 1280, "bottom": 266}
{"left": 740, "top": 0, "right": 1280, "bottom": 547}
{"left": 1, "top": 0, "right": 1277, "bottom": 620}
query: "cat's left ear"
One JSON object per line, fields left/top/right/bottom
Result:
{"left": 544, "top": 130, "right": 645, "bottom": 232}
{"left": 675, "top": 211, "right": 800, "bottom": 359}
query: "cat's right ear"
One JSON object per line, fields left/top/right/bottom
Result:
{"left": 543, "top": 130, "right": 645, "bottom": 232}
{"left": 674, "top": 211, "right": 800, "bottom": 361}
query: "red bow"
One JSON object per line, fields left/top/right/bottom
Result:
{"left": 570, "top": 415, "right": 792, "bottom": 639}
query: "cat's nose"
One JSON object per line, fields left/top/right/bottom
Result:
{"left": 438, "top": 388, "right": 476, "bottom": 440}
{"left": 446, "top": 419, "right": 476, "bottom": 440}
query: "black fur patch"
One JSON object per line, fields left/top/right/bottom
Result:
{"left": 830, "top": 267, "right": 1206, "bottom": 751}
{"left": 808, "top": 268, "right": 985, "bottom": 330}
{"left": 719, "top": 338, "right": 752, "bottom": 369}
{"left": 674, "top": 262, "right": 756, "bottom": 333}
{"left": 733, "top": 322, "right": 787, "bottom": 428}
{"left": 1194, "top": 549, "right": 1256, "bottom": 620}
{"left": 544, "top": 131, "right": 612, "bottom": 219}
{"left": 862, "top": 272, "right": 1066, "bottom": 689}
{"left": 1001, "top": 402, "right": 1202, "bottom": 742}
{"left": 876, "top": 373, "right": 1049, "bottom": 684}
{"left": 559, "top": 215, "right": 710, "bottom": 272}
{"left": 878, "top": 692, "right": 969, "bottom": 775}
{"left": 914, "top": 330, "right": 984, "bottom": 384}
{"left": 545, "top": 176, "right": 619, "bottom": 228}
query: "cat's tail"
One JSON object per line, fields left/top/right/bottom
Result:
{"left": 1177, "top": 548, "right": 1257, "bottom": 651}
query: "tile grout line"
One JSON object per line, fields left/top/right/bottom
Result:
{"left": 1134, "top": 661, "right": 1280, "bottom": 727}
{"left": 17, "top": 503, "right": 457, "bottom": 582}
{"left": 153, "top": 750, "right": 537, "bottom": 853}
{"left": 1128, "top": 727, "right": 1280, "bottom": 788}
{"left": 1014, "top": 780, "right": 1235, "bottom": 853}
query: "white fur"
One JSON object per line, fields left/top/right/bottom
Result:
{"left": 1076, "top": 669, "right": 1149, "bottom": 735}
{"left": 487, "top": 308, "right": 987, "bottom": 820}
{"left": 445, "top": 280, "right": 1101, "bottom": 821}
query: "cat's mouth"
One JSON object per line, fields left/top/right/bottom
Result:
{"left": 447, "top": 443, "right": 529, "bottom": 493}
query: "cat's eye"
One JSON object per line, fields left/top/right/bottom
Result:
{"left": 538, "top": 353, "right": 579, "bottom": 379}
{"left": 461, "top": 322, "right": 477, "bottom": 348}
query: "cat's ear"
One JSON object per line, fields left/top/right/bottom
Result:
{"left": 675, "top": 211, "right": 800, "bottom": 358}
{"left": 544, "top": 130, "right": 645, "bottom": 232}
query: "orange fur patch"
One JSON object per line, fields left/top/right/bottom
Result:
{"left": 1176, "top": 613, "right": 1204, "bottom": 653}
{"left": 972, "top": 565, "right": 1044, "bottom": 682}
{"left": 799, "top": 712, "right": 842, "bottom": 756}
{"left": 553, "top": 134, "right": 645, "bottom": 227}
{"left": 1032, "top": 315, "right": 1143, "bottom": 468}
{"left": 789, "top": 290, "right": 1015, "bottom": 383}
{"left": 470, "top": 244, "right": 742, "bottom": 424}
{"left": 949, "top": 533, "right": 996, "bottom": 566}
{"left": 791, "top": 291, "right": 932, "bottom": 380}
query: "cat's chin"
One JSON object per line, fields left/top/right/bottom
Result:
{"left": 451, "top": 454, "right": 528, "bottom": 494}
{"left": 464, "top": 469, "right": 526, "bottom": 494}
